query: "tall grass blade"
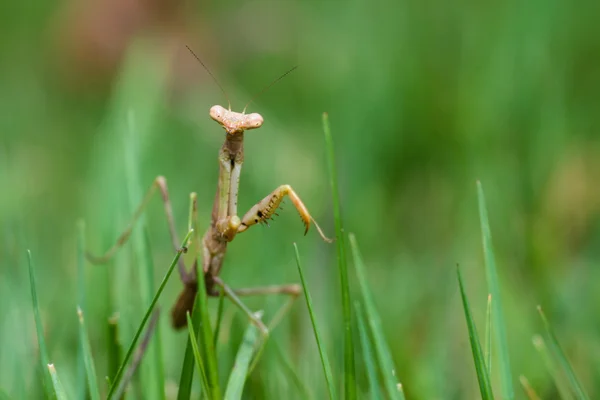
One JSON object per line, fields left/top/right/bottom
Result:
{"left": 185, "top": 312, "right": 210, "bottom": 397}
{"left": 532, "top": 335, "right": 573, "bottom": 400}
{"left": 107, "top": 229, "right": 193, "bottom": 399}
{"left": 477, "top": 181, "right": 514, "bottom": 399}
{"left": 355, "top": 302, "right": 383, "bottom": 400}
{"left": 293, "top": 243, "right": 336, "bottom": 400}
{"left": 456, "top": 266, "right": 494, "bottom": 400}
{"left": 484, "top": 294, "right": 492, "bottom": 376}
{"left": 47, "top": 365, "right": 67, "bottom": 400}
{"left": 27, "top": 250, "right": 53, "bottom": 399}
{"left": 519, "top": 375, "right": 541, "bottom": 400}
{"left": 348, "top": 234, "right": 402, "bottom": 400}
{"left": 125, "top": 111, "right": 165, "bottom": 400}
{"left": 322, "top": 112, "right": 356, "bottom": 399}
{"left": 77, "top": 307, "right": 101, "bottom": 400}
{"left": 537, "top": 306, "right": 589, "bottom": 400}
{"left": 76, "top": 220, "right": 88, "bottom": 400}
{"left": 224, "top": 314, "right": 261, "bottom": 400}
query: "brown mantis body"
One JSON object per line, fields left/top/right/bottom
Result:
{"left": 88, "top": 52, "right": 331, "bottom": 338}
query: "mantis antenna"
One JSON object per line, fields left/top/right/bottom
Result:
{"left": 242, "top": 65, "right": 298, "bottom": 114}
{"left": 185, "top": 45, "right": 232, "bottom": 111}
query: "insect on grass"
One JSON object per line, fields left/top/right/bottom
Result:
{"left": 87, "top": 45, "right": 332, "bottom": 345}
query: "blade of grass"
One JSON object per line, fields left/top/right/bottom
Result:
{"left": 457, "top": 266, "right": 494, "bottom": 400}
{"left": 47, "top": 365, "right": 67, "bottom": 400}
{"left": 537, "top": 306, "right": 589, "bottom": 400}
{"left": 484, "top": 294, "right": 492, "bottom": 376}
{"left": 355, "top": 302, "right": 383, "bottom": 400}
{"left": 177, "top": 193, "right": 205, "bottom": 400}
{"left": 76, "top": 220, "right": 88, "bottom": 400}
{"left": 107, "top": 313, "right": 121, "bottom": 386}
{"left": 185, "top": 312, "right": 210, "bottom": 396}
{"left": 293, "top": 243, "right": 336, "bottom": 400}
{"left": 519, "top": 375, "right": 541, "bottom": 400}
{"left": 348, "top": 234, "right": 402, "bottom": 400}
{"left": 191, "top": 195, "right": 221, "bottom": 400}
{"left": 27, "top": 250, "right": 53, "bottom": 399}
{"left": 125, "top": 111, "right": 165, "bottom": 400}
{"left": 107, "top": 229, "right": 193, "bottom": 399}
{"left": 224, "top": 313, "right": 261, "bottom": 400}
{"left": 113, "top": 310, "right": 160, "bottom": 399}
{"left": 532, "top": 335, "right": 573, "bottom": 400}
{"left": 77, "top": 307, "right": 101, "bottom": 400}
{"left": 477, "top": 181, "right": 514, "bottom": 399}
{"left": 322, "top": 112, "right": 355, "bottom": 399}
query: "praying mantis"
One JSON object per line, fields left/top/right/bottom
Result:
{"left": 87, "top": 47, "right": 332, "bottom": 339}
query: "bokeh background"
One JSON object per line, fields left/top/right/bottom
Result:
{"left": 1, "top": 0, "right": 600, "bottom": 398}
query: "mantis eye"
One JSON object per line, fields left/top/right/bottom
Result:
{"left": 209, "top": 105, "right": 226, "bottom": 123}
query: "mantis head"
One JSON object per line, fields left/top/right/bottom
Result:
{"left": 210, "top": 105, "right": 263, "bottom": 135}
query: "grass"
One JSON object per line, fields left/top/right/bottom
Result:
{"left": 7, "top": 8, "right": 600, "bottom": 397}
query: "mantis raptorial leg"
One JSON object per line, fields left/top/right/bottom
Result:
{"left": 87, "top": 46, "right": 332, "bottom": 371}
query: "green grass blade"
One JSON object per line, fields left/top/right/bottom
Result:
{"left": 456, "top": 266, "right": 494, "bottom": 400}
{"left": 27, "top": 250, "right": 53, "bottom": 399}
{"left": 76, "top": 220, "right": 87, "bottom": 400}
{"left": 186, "top": 312, "right": 210, "bottom": 396}
{"left": 107, "top": 313, "right": 121, "bottom": 387}
{"left": 192, "top": 215, "right": 220, "bottom": 400}
{"left": 322, "top": 112, "right": 355, "bottom": 399}
{"left": 224, "top": 314, "right": 261, "bottom": 400}
{"left": 47, "top": 365, "right": 68, "bottom": 400}
{"left": 77, "top": 307, "right": 101, "bottom": 400}
{"left": 519, "top": 375, "right": 541, "bottom": 400}
{"left": 484, "top": 294, "right": 492, "bottom": 376}
{"left": 107, "top": 229, "right": 193, "bottom": 399}
{"left": 125, "top": 112, "right": 164, "bottom": 400}
{"left": 477, "top": 181, "right": 514, "bottom": 399}
{"left": 348, "top": 234, "right": 402, "bottom": 400}
{"left": 293, "top": 243, "right": 336, "bottom": 400}
{"left": 355, "top": 302, "right": 383, "bottom": 400}
{"left": 532, "top": 335, "right": 573, "bottom": 400}
{"left": 538, "top": 306, "right": 589, "bottom": 400}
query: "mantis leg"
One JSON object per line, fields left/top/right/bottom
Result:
{"left": 213, "top": 277, "right": 301, "bottom": 374}
{"left": 237, "top": 184, "right": 333, "bottom": 243}
{"left": 86, "top": 175, "right": 190, "bottom": 283}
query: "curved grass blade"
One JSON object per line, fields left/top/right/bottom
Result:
{"left": 293, "top": 243, "right": 336, "bottom": 400}
{"left": 107, "top": 229, "right": 193, "bottom": 399}
{"left": 457, "top": 266, "right": 494, "bottom": 400}
{"left": 355, "top": 302, "right": 383, "bottom": 400}
{"left": 519, "top": 375, "right": 541, "bottom": 400}
{"left": 47, "top": 364, "right": 68, "bottom": 400}
{"left": 538, "top": 306, "right": 589, "bottom": 400}
{"left": 27, "top": 250, "right": 53, "bottom": 399}
{"left": 77, "top": 307, "right": 101, "bottom": 400}
{"left": 323, "top": 112, "right": 356, "bottom": 399}
{"left": 224, "top": 312, "right": 262, "bottom": 400}
{"left": 477, "top": 181, "right": 514, "bottom": 399}
{"left": 185, "top": 312, "right": 210, "bottom": 396}
{"left": 348, "top": 234, "right": 402, "bottom": 400}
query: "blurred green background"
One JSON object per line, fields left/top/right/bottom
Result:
{"left": 1, "top": 0, "right": 600, "bottom": 398}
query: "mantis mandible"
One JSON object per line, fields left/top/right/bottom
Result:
{"left": 88, "top": 46, "right": 332, "bottom": 339}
